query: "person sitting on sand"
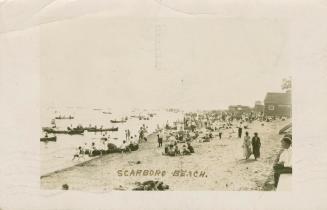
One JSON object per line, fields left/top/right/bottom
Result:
{"left": 89, "top": 142, "right": 98, "bottom": 156}
{"left": 174, "top": 145, "right": 180, "bottom": 155}
{"left": 107, "top": 142, "right": 118, "bottom": 153}
{"left": 164, "top": 144, "right": 169, "bottom": 154}
{"left": 133, "top": 180, "right": 169, "bottom": 191}
{"left": 187, "top": 142, "right": 194, "bottom": 153}
{"left": 120, "top": 140, "right": 130, "bottom": 153}
{"left": 202, "top": 133, "right": 210, "bottom": 142}
{"left": 182, "top": 145, "right": 191, "bottom": 155}
{"left": 100, "top": 140, "right": 107, "bottom": 155}
{"left": 273, "top": 136, "right": 292, "bottom": 187}
{"left": 166, "top": 144, "right": 176, "bottom": 156}
{"left": 72, "top": 146, "right": 85, "bottom": 160}
{"left": 129, "top": 136, "right": 139, "bottom": 151}
{"left": 83, "top": 142, "right": 90, "bottom": 155}
{"left": 62, "top": 184, "right": 69, "bottom": 190}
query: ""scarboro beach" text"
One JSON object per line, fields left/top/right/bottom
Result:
{"left": 117, "top": 169, "right": 207, "bottom": 178}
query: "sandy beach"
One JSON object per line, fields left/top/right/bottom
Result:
{"left": 41, "top": 119, "right": 289, "bottom": 191}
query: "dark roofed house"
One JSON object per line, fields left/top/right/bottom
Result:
{"left": 264, "top": 92, "right": 291, "bottom": 117}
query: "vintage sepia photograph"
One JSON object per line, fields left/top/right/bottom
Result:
{"left": 39, "top": 16, "right": 292, "bottom": 191}
{"left": 4, "top": 0, "right": 327, "bottom": 209}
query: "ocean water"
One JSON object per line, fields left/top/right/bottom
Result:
{"left": 40, "top": 107, "right": 183, "bottom": 175}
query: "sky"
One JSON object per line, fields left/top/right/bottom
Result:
{"left": 40, "top": 14, "right": 290, "bottom": 111}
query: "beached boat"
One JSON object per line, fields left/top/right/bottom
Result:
{"left": 40, "top": 136, "right": 57, "bottom": 142}
{"left": 110, "top": 120, "right": 127, "bottom": 123}
{"left": 84, "top": 127, "right": 118, "bottom": 132}
{"left": 279, "top": 122, "right": 292, "bottom": 134}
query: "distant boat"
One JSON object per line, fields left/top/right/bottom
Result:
{"left": 102, "top": 111, "right": 112, "bottom": 114}
{"left": 40, "top": 136, "right": 57, "bottom": 142}
{"left": 55, "top": 116, "right": 74, "bottom": 120}
{"left": 42, "top": 127, "right": 84, "bottom": 135}
{"left": 110, "top": 120, "right": 127, "bottom": 123}
{"left": 84, "top": 127, "right": 118, "bottom": 132}
{"left": 138, "top": 116, "right": 150, "bottom": 120}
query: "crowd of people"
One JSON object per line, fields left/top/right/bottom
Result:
{"left": 72, "top": 124, "right": 152, "bottom": 160}
{"left": 72, "top": 132, "right": 140, "bottom": 160}
{"left": 71, "top": 109, "right": 291, "bottom": 190}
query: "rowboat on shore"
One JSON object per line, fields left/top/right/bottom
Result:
{"left": 84, "top": 127, "right": 118, "bottom": 132}
{"left": 40, "top": 136, "right": 57, "bottom": 142}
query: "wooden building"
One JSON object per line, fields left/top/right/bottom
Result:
{"left": 264, "top": 92, "right": 291, "bottom": 117}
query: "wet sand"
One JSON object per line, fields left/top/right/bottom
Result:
{"left": 41, "top": 120, "right": 289, "bottom": 191}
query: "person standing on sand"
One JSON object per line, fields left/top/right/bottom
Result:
{"left": 157, "top": 131, "right": 163, "bottom": 147}
{"left": 242, "top": 131, "right": 252, "bottom": 159}
{"left": 252, "top": 132, "right": 261, "bottom": 160}
{"left": 139, "top": 127, "right": 144, "bottom": 141}
{"left": 218, "top": 127, "right": 223, "bottom": 140}
{"left": 238, "top": 121, "right": 243, "bottom": 138}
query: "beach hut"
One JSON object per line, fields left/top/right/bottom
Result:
{"left": 264, "top": 92, "right": 291, "bottom": 117}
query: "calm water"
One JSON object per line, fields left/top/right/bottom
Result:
{"left": 40, "top": 107, "right": 183, "bottom": 175}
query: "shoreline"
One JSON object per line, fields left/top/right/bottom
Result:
{"left": 40, "top": 132, "right": 159, "bottom": 178}
{"left": 41, "top": 120, "right": 288, "bottom": 191}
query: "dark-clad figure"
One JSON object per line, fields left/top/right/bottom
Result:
{"left": 238, "top": 122, "right": 243, "bottom": 138}
{"left": 252, "top": 132, "right": 261, "bottom": 160}
{"left": 157, "top": 131, "right": 163, "bottom": 147}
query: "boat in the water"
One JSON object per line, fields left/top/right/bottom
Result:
{"left": 84, "top": 127, "right": 118, "bottom": 132}
{"left": 40, "top": 136, "right": 57, "bottom": 142}
{"left": 55, "top": 115, "right": 74, "bottom": 120}
{"left": 110, "top": 120, "right": 127, "bottom": 123}
{"left": 102, "top": 111, "right": 112, "bottom": 114}
{"left": 42, "top": 127, "right": 84, "bottom": 135}
{"left": 138, "top": 116, "right": 150, "bottom": 120}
